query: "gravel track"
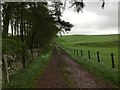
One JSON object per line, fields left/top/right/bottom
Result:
{"left": 35, "top": 46, "right": 118, "bottom": 88}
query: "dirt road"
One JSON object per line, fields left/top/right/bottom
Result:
{"left": 35, "top": 46, "right": 117, "bottom": 88}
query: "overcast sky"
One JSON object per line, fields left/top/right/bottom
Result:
{"left": 61, "top": 2, "right": 118, "bottom": 35}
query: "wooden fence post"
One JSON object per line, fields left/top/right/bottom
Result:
{"left": 73, "top": 49, "right": 75, "bottom": 54}
{"left": 77, "top": 50, "right": 79, "bottom": 56}
{"left": 88, "top": 51, "right": 91, "bottom": 59}
{"left": 111, "top": 53, "right": 115, "bottom": 68}
{"left": 74, "top": 49, "right": 75, "bottom": 54}
{"left": 81, "top": 50, "right": 83, "bottom": 56}
{"left": 97, "top": 52, "right": 100, "bottom": 62}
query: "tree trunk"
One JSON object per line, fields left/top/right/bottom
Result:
{"left": 2, "top": 3, "right": 13, "bottom": 38}
{"left": 14, "top": 21, "right": 17, "bottom": 36}
{"left": 17, "top": 23, "right": 19, "bottom": 37}
{"left": 30, "top": 49, "right": 35, "bottom": 60}
{"left": 20, "top": 6, "right": 26, "bottom": 68}
{"left": 11, "top": 20, "right": 14, "bottom": 36}
{"left": 2, "top": 18, "right": 9, "bottom": 38}
{"left": 2, "top": 55, "right": 9, "bottom": 83}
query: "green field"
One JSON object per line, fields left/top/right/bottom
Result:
{"left": 57, "top": 34, "right": 119, "bottom": 68}
{"left": 57, "top": 34, "right": 119, "bottom": 86}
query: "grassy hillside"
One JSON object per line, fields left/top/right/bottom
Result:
{"left": 58, "top": 34, "right": 118, "bottom": 42}
{"left": 57, "top": 34, "right": 119, "bottom": 86}
{"left": 57, "top": 34, "right": 119, "bottom": 68}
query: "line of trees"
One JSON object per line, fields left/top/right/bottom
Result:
{"left": 2, "top": 2, "right": 73, "bottom": 83}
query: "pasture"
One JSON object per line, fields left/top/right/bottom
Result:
{"left": 57, "top": 34, "right": 119, "bottom": 86}
{"left": 58, "top": 34, "right": 119, "bottom": 68}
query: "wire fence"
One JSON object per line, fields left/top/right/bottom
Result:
{"left": 56, "top": 42, "right": 118, "bottom": 69}
{"left": 70, "top": 48, "right": 116, "bottom": 68}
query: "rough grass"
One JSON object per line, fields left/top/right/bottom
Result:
{"left": 57, "top": 34, "right": 119, "bottom": 87}
{"left": 57, "top": 34, "right": 119, "bottom": 68}
{"left": 61, "top": 60, "right": 76, "bottom": 88}
{"left": 59, "top": 44, "right": 119, "bottom": 87}
{"left": 3, "top": 51, "right": 51, "bottom": 88}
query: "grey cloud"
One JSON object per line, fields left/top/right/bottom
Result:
{"left": 62, "top": 2, "right": 118, "bottom": 35}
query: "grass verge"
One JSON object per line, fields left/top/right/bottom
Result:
{"left": 58, "top": 57, "right": 76, "bottom": 88}
{"left": 3, "top": 51, "right": 51, "bottom": 88}
{"left": 58, "top": 44, "right": 119, "bottom": 87}
{"left": 62, "top": 65, "right": 76, "bottom": 88}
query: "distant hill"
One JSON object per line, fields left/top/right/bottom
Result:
{"left": 58, "top": 34, "right": 119, "bottom": 43}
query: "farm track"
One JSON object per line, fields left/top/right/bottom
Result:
{"left": 36, "top": 46, "right": 118, "bottom": 88}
